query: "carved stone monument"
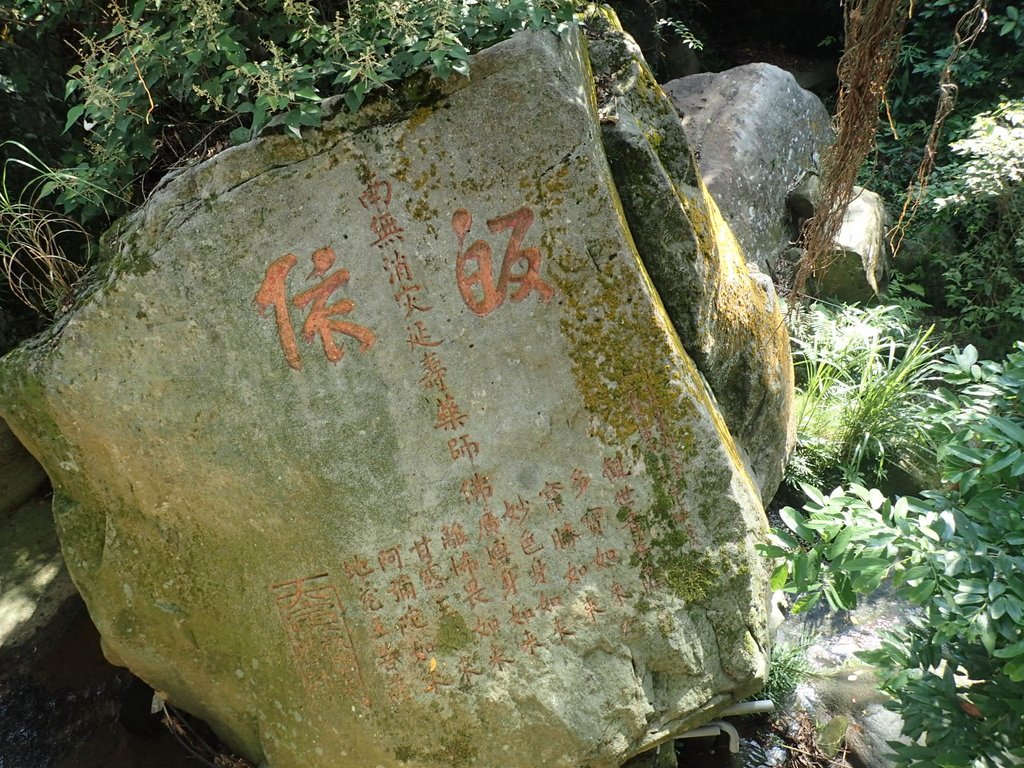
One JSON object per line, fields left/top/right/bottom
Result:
{"left": 0, "top": 24, "right": 782, "bottom": 768}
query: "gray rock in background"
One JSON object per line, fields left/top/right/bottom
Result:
{"left": 0, "top": 23, "right": 772, "bottom": 768}
{"left": 815, "top": 186, "right": 892, "bottom": 302}
{"left": 664, "top": 64, "right": 833, "bottom": 274}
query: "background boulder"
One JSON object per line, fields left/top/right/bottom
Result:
{"left": 664, "top": 64, "right": 833, "bottom": 275}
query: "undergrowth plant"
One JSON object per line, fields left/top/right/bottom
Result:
{"left": 763, "top": 342, "right": 1024, "bottom": 767}
{"left": 787, "top": 302, "right": 944, "bottom": 490}
{"left": 0, "top": 142, "right": 106, "bottom": 316}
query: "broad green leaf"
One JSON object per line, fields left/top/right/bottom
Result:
{"left": 1004, "top": 655, "right": 1024, "bottom": 682}
{"left": 791, "top": 591, "right": 821, "bottom": 614}
{"left": 770, "top": 563, "right": 788, "bottom": 592}
{"left": 64, "top": 104, "right": 86, "bottom": 133}
{"left": 993, "top": 638, "right": 1024, "bottom": 658}
{"left": 779, "top": 507, "right": 813, "bottom": 542}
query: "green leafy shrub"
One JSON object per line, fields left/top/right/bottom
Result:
{"left": 6, "top": 0, "right": 576, "bottom": 222}
{"left": 764, "top": 342, "right": 1024, "bottom": 767}
{"left": 787, "top": 302, "right": 944, "bottom": 491}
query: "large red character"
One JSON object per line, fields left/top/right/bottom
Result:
{"left": 452, "top": 206, "right": 554, "bottom": 316}
{"left": 255, "top": 247, "right": 376, "bottom": 371}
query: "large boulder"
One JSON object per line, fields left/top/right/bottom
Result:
{"left": 0, "top": 24, "right": 775, "bottom": 768}
{"left": 589, "top": 14, "right": 794, "bottom": 502}
{"left": 663, "top": 64, "right": 833, "bottom": 274}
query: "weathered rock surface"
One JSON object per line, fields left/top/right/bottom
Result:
{"left": 0, "top": 25, "right": 775, "bottom": 768}
{"left": 590, "top": 16, "right": 794, "bottom": 503}
{"left": 664, "top": 64, "right": 833, "bottom": 274}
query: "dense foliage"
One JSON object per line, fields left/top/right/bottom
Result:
{"left": 765, "top": 342, "right": 1024, "bottom": 767}
{"left": 864, "top": 0, "right": 1024, "bottom": 355}
{"left": 3, "top": 0, "right": 575, "bottom": 224}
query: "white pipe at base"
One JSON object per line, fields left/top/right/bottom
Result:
{"left": 719, "top": 699, "right": 775, "bottom": 717}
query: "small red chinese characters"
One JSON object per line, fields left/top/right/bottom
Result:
{"left": 452, "top": 206, "right": 554, "bottom": 316}
{"left": 255, "top": 247, "right": 376, "bottom": 371}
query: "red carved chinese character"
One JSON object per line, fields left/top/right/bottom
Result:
{"left": 630, "top": 528, "right": 651, "bottom": 558}
{"left": 500, "top": 566, "right": 518, "bottom": 597}
{"left": 458, "top": 653, "right": 484, "bottom": 685}
{"left": 411, "top": 638, "right": 436, "bottom": 662}
{"left": 343, "top": 555, "right": 374, "bottom": 581}
{"left": 394, "top": 283, "right": 432, "bottom": 317}
{"left": 615, "top": 485, "right": 635, "bottom": 508}
{"left": 448, "top": 434, "right": 480, "bottom": 462}
{"left": 435, "top": 393, "right": 468, "bottom": 431}
{"left": 450, "top": 551, "right": 479, "bottom": 578}
{"left": 538, "top": 591, "right": 563, "bottom": 613}
{"left": 530, "top": 557, "right": 548, "bottom": 585}
{"left": 564, "top": 563, "right": 586, "bottom": 586}
{"left": 420, "top": 351, "right": 448, "bottom": 390}
{"left": 602, "top": 455, "right": 628, "bottom": 482}
{"left": 451, "top": 206, "right": 554, "bottom": 316}
{"left": 553, "top": 618, "right": 575, "bottom": 643}
{"left": 370, "top": 616, "right": 391, "bottom": 638}
{"left": 520, "top": 529, "right": 544, "bottom": 556}
{"left": 472, "top": 616, "right": 500, "bottom": 638}
{"left": 425, "top": 667, "right": 453, "bottom": 694}
{"left": 383, "top": 250, "right": 412, "bottom": 285}
{"left": 581, "top": 507, "right": 605, "bottom": 537}
{"left": 388, "top": 574, "right": 417, "bottom": 603}
{"left": 361, "top": 588, "right": 384, "bottom": 612}
{"left": 441, "top": 523, "right": 469, "bottom": 550}
{"left": 370, "top": 212, "right": 404, "bottom": 247}
{"left": 359, "top": 174, "right": 392, "bottom": 213}
{"left": 611, "top": 582, "right": 630, "bottom": 606}
{"left": 378, "top": 546, "right": 403, "bottom": 571}
{"left": 552, "top": 523, "right": 581, "bottom": 551}
{"left": 397, "top": 606, "right": 428, "bottom": 636}
{"left": 502, "top": 496, "right": 531, "bottom": 527}
{"left": 434, "top": 595, "right": 454, "bottom": 614}
{"left": 479, "top": 512, "right": 501, "bottom": 542}
{"left": 571, "top": 468, "right": 590, "bottom": 498}
{"left": 464, "top": 576, "right": 491, "bottom": 608}
{"left": 419, "top": 562, "right": 447, "bottom": 590}
{"left": 582, "top": 595, "right": 604, "bottom": 623}
{"left": 407, "top": 320, "right": 442, "bottom": 349}
{"left": 376, "top": 642, "right": 401, "bottom": 671}
{"left": 509, "top": 605, "right": 535, "bottom": 626}
{"left": 255, "top": 249, "right": 376, "bottom": 370}
{"left": 592, "top": 547, "right": 619, "bottom": 569}
{"left": 409, "top": 535, "right": 433, "bottom": 564}
{"left": 489, "top": 644, "right": 514, "bottom": 671}
{"left": 487, "top": 538, "right": 511, "bottom": 569}
{"left": 462, "top": 473, "right": 493, "bottom": 506}
{"left": 521, "top": 630, "right": 544, "bottom": 655}
{"left": 539, "top": 481, "right": 564, "bottom": 514}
